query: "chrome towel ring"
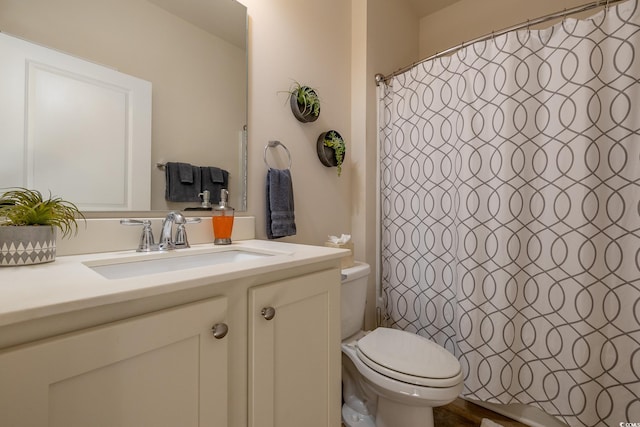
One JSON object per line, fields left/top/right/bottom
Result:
{"left": 263, "top": 140, "right": 292, "bottom": 170}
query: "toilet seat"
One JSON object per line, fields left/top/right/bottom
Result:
{"left": 356, "top": 328, "right": 462, "bottom": 388}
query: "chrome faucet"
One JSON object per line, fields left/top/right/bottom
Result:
{"left": 159, "top": 211, "right": 185, "bottom": 249}
{"left": 121, "top": 212, "right": 201, "bottom": 252}
{"left": 159, "top": 211, "right": 201, "bottom": 249}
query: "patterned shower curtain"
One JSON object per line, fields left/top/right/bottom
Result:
{"left": 379, "top": 1, "right": 640, "bottom": 426}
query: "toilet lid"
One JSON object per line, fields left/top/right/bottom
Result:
{"left": 356, "top": 328, "right": 462, "bottom": 387}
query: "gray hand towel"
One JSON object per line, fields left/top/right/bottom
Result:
{"left": 178, "top": 162, "right": 194, "bottom": 183}
{"left": 266, "top": 168, "right": 296, "bottom": 239}
{"left": 201, "top": 166, "right": 229, "bottom": 203}
{"left": 165, "top": 162, "right": 201, "bottom": 202}
{"left": 205, "top": 166, "right": 225, "bottom": 183}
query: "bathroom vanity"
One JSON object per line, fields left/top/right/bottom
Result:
{"left": 0, "top": 239, "right": 345, "bottom": 427}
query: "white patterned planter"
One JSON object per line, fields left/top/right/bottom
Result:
{"left": 0, "top": 226, "right": 56, "bottom": 266}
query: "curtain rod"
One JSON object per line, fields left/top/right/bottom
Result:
{"left": 375, "top": 0, "right": 627, "bottom": 86}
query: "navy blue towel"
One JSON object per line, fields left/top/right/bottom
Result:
{"left": 266, "top": 169, "right": 296, "bottom": 239}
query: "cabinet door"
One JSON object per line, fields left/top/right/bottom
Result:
{"left": 0, "top": 296, "right": 228, "bottom": 427}
{"left": 249, "top": 268, "right": 341, "bottom": 427}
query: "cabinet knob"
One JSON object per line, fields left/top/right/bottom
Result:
{"left": 211, "top": 323, "right": 229, "bottom": 339}
{"left": 261, "top": 307, "right": 276, "bottom": 320}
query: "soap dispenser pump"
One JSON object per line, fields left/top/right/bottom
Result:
{"left": 198, "top": 190, "right": 212, "bottom": 209}
{"left": 212, "top": 189, "right": 234, "bottom": 245}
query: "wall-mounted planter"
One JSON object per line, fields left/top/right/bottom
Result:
{"left": 317, "top": 130, "right": 345, "bottom": 176}
{"left": 289, "top": 84, "right": 320, "bottom": 123}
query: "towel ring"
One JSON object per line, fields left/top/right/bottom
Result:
{"left": 263, "top": 140, "right": 292, "bottom": 170}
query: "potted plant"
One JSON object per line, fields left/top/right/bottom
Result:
{"left": 317, "top": 130, "right": 346, "bottom": 176}
{"left": 0, "top": 188, "right": 84, "bottom": 266}
{"left": 287, "top": 82, "right": 320, "bottom": 123}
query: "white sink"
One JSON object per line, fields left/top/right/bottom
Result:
{"left": 85, "top": 248, "right": 275, "bottom": 280}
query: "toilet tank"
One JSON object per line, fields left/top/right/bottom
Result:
{"left": 341, "top": 262, "right": 370, "bottom": 340}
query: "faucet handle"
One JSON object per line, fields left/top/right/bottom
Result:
{"left": 120, "top": 218, "right": 147, "bottom": 226}
{"left": 175, "top": 223, "right": 188, "bottom": 248}
{"left": 175, "top": 217, "right": 202, "bottom": 248}
{"left": 120, "top": 219, "right": 156, "bottom": 252}
{"left": 138, "top": 221, "right": 156, "bottom": 252}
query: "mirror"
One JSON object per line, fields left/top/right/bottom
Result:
{"left": 0, "top": 0, "right": 248, "bottom": 213}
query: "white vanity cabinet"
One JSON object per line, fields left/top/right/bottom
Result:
{"left": 0, "top": 296, "right": 229, "bottom": 427}
{"left": 248, "top": 268, "right": 342, "bottom": 427}
{"left": 0, "top": 240, "right": 346, "bottom": 427}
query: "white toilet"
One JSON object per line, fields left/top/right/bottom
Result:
{"left": 341, "top": 262, "right": 464, "bottom": 427}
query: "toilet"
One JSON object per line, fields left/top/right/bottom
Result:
{"left": 341, "top": 262, "right": 463, "bottom": 427}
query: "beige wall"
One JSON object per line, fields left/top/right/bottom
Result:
{"left": 241, "top": 0, "right": 352, "bottom": 244}
{"left": 419, "top": 0, "right": 603, "bottom": 58}
{"left": 242, "top": 0, "right": 419, "bottom": 327}
{"left": 242, "top": 0, "right": 420, "bottom": 326}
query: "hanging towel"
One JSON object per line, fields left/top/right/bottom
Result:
{"left": 201, "top": 166, "right": 229, "bottom": 203}
{"left": 266, "top": 168, "right": 296, "bottom": 239}
{"left": 165, "top": 162, "right": 201, "bottom": 202}
{"left": 178, "top": 162, "right": 194, "bottom": 183}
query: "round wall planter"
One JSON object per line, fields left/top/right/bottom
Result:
{"left": 290, "top": 87, "right": 320, "bottom": 123}
{"left": 317, "top": 130, "right": 346, "bottom": 175}
{"left": 317, "top": 134, "right": 338, "bottom": 167}
{"left": 0, "top": 225, "right": 56, "bottom": 266}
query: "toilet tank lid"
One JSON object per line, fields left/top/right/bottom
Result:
{"left": 341, "top": 262, "right": 370, "bottom": 282}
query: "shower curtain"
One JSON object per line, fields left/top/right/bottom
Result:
{"left": 379, "top": 1, "right": 640, "bottom": 426}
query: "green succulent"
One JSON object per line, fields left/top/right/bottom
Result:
{"left": 290, "top": 82, "right": 320, "bottom": 117}
{"left": 324, "top": 131, "right": 345, "bottom": 176}
{"left": 0, "top": 188, "right": 85, "bottom": 238}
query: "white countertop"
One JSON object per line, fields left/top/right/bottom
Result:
{"left": 0, "top": 240, "right": 348, "bottom": 329}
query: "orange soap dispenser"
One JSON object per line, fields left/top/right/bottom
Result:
{"left": 212, "top": 189, "right": 234, "bottom": 245}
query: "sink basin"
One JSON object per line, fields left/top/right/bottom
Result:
{"left": 85, "top": 248, "right": 275, "bottom": 280}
